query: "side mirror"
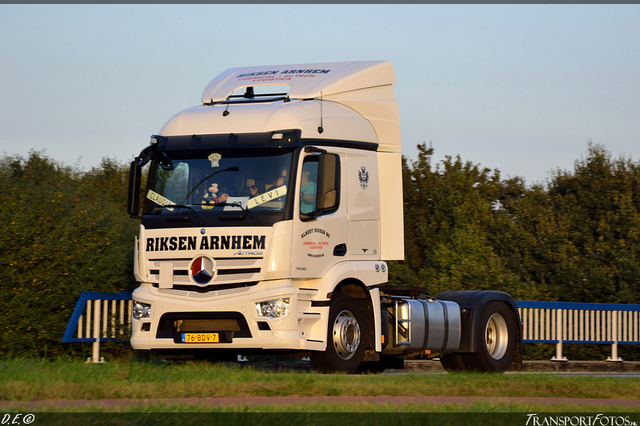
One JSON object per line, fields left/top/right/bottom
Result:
{"left": 127, "top": 160, "right": 142, "bottom": 217}
{"left": 316, "top": 153, "right": 340, "bottom": 213}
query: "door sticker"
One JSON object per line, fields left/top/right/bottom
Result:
{"left": 301, "top": 228, "right": 331, "bottom": 258}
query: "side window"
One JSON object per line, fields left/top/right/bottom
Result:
{"left": 299, "top": 152, "right": 340, "bottom": 219}
{"left": 299, "top": 157, "right": 318, "bottom": 215}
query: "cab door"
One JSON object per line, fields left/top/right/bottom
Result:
{"left": 291, "top": 147, "right": 349, "bottom": 279}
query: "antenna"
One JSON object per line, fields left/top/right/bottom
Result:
{"left": 318, "top": 91, "right": 324, "bottom": 134}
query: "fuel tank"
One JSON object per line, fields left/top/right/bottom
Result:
{"left": 382, "top": 297, "right": 461, "bottom": 356}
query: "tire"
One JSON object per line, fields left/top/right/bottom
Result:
{"left": 461, "top": 301, "right": 515, "bottom": 373}
{"left": 439, "top": 354, "right": 469, "bottom": 373}
{"left": 311, "top": 294, "right": 365, "bottom": 374}
{"left": 358, "top": 355, "right": 405, "bottom": 374}
{"left": 357, "top": 360, "right": 387, "bottom": 374}
{"left": 358, "top": 355, "right": 390, "bottom": 374}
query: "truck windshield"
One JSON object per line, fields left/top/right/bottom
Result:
{"left": 143, "top": 148, "right": 294, "bottom": 227}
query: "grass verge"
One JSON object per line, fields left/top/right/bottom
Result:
{"left": 1, "top": 358, "right": 639, "bottom": 414}
{"left": 3, "top": 401, "right": 640, "bottom": 413}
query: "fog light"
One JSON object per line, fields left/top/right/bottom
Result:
{"left": 256, "top": 298, "right": 291, "bottom": 318}
{"left": 133, "top": 301, "right": 151, "bottom": 320}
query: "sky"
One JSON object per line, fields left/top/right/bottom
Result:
{"left": 1, "top": 4, "right": 639, "bottom": 185}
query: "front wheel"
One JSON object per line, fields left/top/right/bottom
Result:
{"left": 311, "top": 294, "right": 365, "bottom": 374}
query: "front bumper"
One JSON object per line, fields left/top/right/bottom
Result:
{"left": 130, "top": 280, "right": 328, "bottom": 352}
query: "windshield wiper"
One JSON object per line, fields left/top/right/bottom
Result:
{"left": 214, "top": 202, "right": 262, "bottom": 226}
{"left": 156, "top": 205, "right": 206, "bottom": 226}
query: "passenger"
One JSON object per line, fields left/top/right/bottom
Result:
{"left": 273, "top": 168, "right": 287, "bottom": 187}
{"left": 244, "top": 178, "right": 264, "bottom": 198}
{"left": 300, "top": 167, "right": 316, "bottom": 214}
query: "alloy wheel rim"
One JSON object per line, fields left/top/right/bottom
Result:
{"left": 485, "top": 313, "right": 509, "bottom": 360}
{"left": 332, "top": 310, "right": 361, "bottom": 360}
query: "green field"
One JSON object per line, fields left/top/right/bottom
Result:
{"left": 1, "top": 358, "right": 639, "bottom": 415}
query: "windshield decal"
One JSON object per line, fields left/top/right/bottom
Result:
{"left": 147, "top": 189, "right": 176, "bottom": 211}
{"left": 223, "top": 196, "right": 248, "bottom": 211}
{"left": 208, "top": 153, "right": 221, "bottom": 167}
{"left": 247, "top": 186, "right": 287, "bottom": 209}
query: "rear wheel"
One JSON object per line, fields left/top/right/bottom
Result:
{"left": 462, "top": 302, "right": 515, "bottom": 372}
{"left": 311, "top": 294, "right": 365, "bottom": 373}
{"left": 440, "top": 302, "right": 515, "bottom": 373}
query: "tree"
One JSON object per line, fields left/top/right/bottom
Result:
{"left": 390, "top": 143, "right": 545, "bottom": 300}
{"left": 546, "top": 143, "right": 640, "bottom": 303}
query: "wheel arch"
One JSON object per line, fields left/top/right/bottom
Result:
{"left": 332, "top": 279, "right": 378, "bottom": 355}
{"left": 436, "top": 290, "right": 522, "bottom": 357}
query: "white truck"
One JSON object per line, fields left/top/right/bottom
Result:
{"left": 127, "top": 61, "right": 522, "bottom": 373}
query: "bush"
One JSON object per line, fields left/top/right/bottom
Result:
{"left": 0, "top": 152, "right": 138, "bottom": 358}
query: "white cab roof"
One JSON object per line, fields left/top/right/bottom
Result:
{"left": 201, "top": 61, "right": 395, "bottom": 104}
{"left": 159, "top": 61, "right": 401, "bottom": 153}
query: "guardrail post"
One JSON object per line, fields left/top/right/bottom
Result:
{"left": 62, "top": 292, "right": 133, "bottom": 362}
{"left": 516, "top": 300, "right": 640, "bottom": 363}
{"left": 86, "top": 299, "right": 106, "bottom": 364}
{"left": 551, "top": 309, "right": 567, "bottom": 362}
{"left": 607, "top": 311, "right": 623, "bottom": 362}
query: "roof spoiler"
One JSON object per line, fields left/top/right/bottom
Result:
{"left": 201, "top": 61, "right": 395, "bottom": 104}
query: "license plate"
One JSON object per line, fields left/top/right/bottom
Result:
{"left": 181, "top": 333, "right": 219, "bottom": 343}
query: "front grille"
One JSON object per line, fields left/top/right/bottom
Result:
{"left": 217, "top": 268, "right": 261, "bottom": 275}
{"left": 156, "top": 284, "right": 256, "bottom": 299}
{"left": 178, "top": 319, "right": 241, "bottom": 332}
{"left": 147, "top": 257, "right": 262, "bottom": 290}
{"left": 172, "top": 281, "right": 258, "bottom": 293}
{"left": 156, "top": 312, "right": 251, "bottom": 339}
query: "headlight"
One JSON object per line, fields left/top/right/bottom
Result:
{"left": 256, "top": 298, "right": 291, "bottom": 319}
{"left": 133, "top": 301, "right": 151, "bottom": 320}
